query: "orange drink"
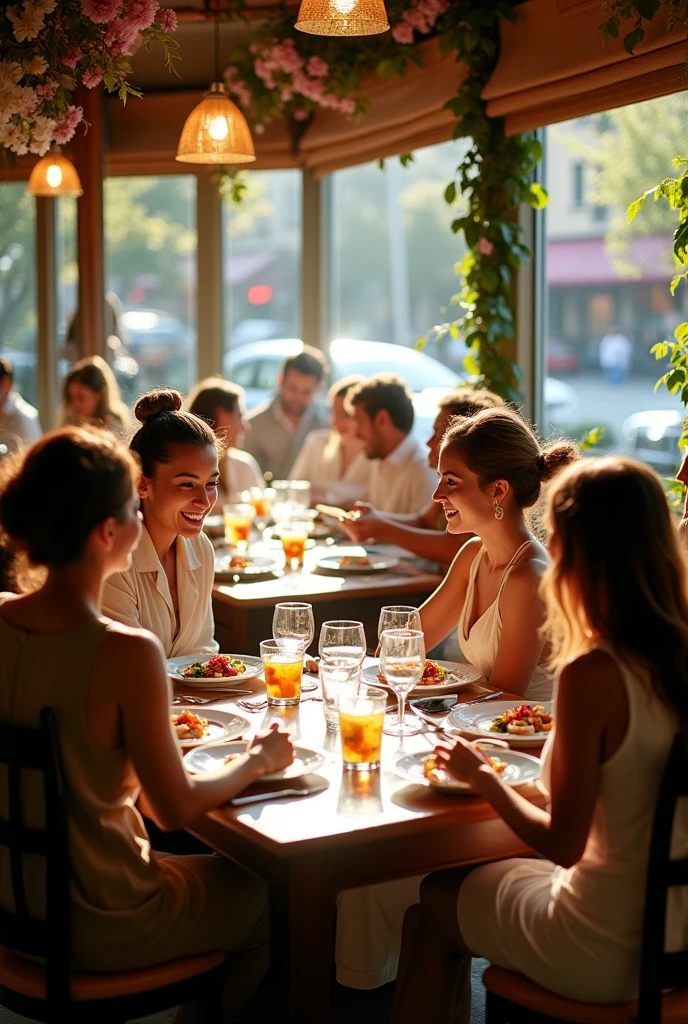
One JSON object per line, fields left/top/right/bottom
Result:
{"left": 223, "top": 503, "right": 254, "bottom": 552}
{"left": 338, "top": 685, "right": 388, "bottom": 770}
{"left": 260, "top": 639, "right": 303, "bottom": 706}
{"left": 279, "top": 521, "right": 308, "bottom": 569}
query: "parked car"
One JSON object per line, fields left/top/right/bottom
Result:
{"left": 621, "top": 409, "right": 683, "bottom": 476}
{"left": 546, "top": 340, "right": 579, "bottom": 375}
{"left": 121, "top": 309, "right": 193, "bottom": 374}
{"left": 227, "top": 318, "right": 296, "bottom": 349}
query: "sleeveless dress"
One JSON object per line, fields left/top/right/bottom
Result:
{"left": 457, "top": 541, "right": 553, "bottom": 701}
{"left": 0, "top": 601, "right": 268, "bottom": 982}
{"left": 457, "top": 644, "right": 688, "bottom": 1002}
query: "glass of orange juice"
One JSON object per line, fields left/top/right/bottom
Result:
{"left": 239, "top": 487, "right": 274, "bottom": 534}
{"left": 260, "top": 639, "right": 303, "bottom": 706}
{"left": 223, "top": 503, "right": 254, "bottom": 552}
{"left": 279, "top": 520, "right": 309, "bottom": 570}
{"left": 338, "top": 684, "right": 388, "bottom": 770}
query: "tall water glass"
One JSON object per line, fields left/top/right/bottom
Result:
{"left": 319, "top": 659, "right": 360, "bottom": 731}
{"left": 318, "top": 620, "right": 367, "bottom": 666}
{"left": 272, "top": 602, "right": 315, "bottom": 655}
{"left": 377, "top": 605, "right": 421, "bottom": 642}
{"left": 380, "top": 628, "right": 425, "bottom": 736}
{"left": 288, "top": 479, "right": 311, "bottom": 510}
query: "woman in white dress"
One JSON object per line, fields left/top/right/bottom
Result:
{"left": 102, "top": 389, "right": 221, "bottom": 658}
{"left": 290, "top": 374, "right": 370, "bottom": 507}
{"left": 420, "top": 408, "right": 578, "bottom": 700}
{"left": 187, "top": 376, "right": 263, "bottom": 503}
{"left": 393, "top": 456, "right": 688, "bottom": 1022}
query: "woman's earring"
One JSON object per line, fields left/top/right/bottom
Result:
{"left": 494, "top": 499, "right": 504, "bottom": 521}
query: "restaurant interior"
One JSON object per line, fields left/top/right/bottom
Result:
{"left": 0, "top": 1, "right": 687, "bottom": 1023}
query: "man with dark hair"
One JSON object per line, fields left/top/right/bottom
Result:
{"left": 244, "top": 345, "right": 330, "bottom": 479}
{"left": 0, "top": 357, "right": 41, "bottom": 449}
{"left": 346, "top": 373, "right": 436, "bottom": 516}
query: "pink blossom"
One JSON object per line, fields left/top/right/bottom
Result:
{"left": 292, "top": 69, "right": 324, "bottom": 101}
{"left": 392, "top": 21, "right": 414, "bottom": 43}
{"left": 226, "top": 77, "right": 251, "bottom": 108}
{"left": 36, "top": 80, "right": 58, "bottom": 100}
{"left": 254, "top": 123, "right": 265, "bottom": 135}
{"left": 306, "top": 55, "right": 328, "bottom": 79}
{"left": 63, "top": 47, "right": 83, "bottom": 69}
{"left": 280, "top": 87, "right": 293, "bottom": 102}
{"left": 254, "top": 58, "right": 275, "bottom": 89}
{"left": 404, "top": 7, "right": 432, "bottom": 33}
{"left": 476, "top": 238, "right": 494, "bottom": 256}
{"left": 82, "top": 66, "right": 104, "bottom": 88}
{"left": 292, "top": 107, "right": 308, "bottom": 122}
{"left": 80, "top": 0, "right": 122, "bottom": 22}
{"left": 121, "top": 0, "right": 159, "bottom": 31}
{"left": 270, "top": 41, "right": 303, "bottom": 74}
{"left": 339, "top": 97, "right": 356, "bottom": 116}
{"left": 158, "top": 7, "right": 176, "bottom": 32}
{"left": 53, "top": 104, "right": 83, "bottom": 144}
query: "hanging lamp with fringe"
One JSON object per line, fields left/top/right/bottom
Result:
{"left": 295, "top": 0, "right": 389, "bottom": 36}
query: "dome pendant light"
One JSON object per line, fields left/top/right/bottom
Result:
{"left": 295, "top": 0, "right": 389, "bottom": 36}
{"left": 26, "top": 148, "right": 83, "bottom": 198}
{"left": 176, "top": 13, "right": 255, "bottom": 165}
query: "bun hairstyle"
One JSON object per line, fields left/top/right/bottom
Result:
{"left": 441, "top": 408, "right": 579, "bottom": 509}
{"left": 0, "top": 427, "right": 137, "bottom": 567}
{"left": 130, "top": 388, "right": 221, "bottom": 478}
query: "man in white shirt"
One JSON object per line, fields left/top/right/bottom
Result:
{"left": 0, "top": 357, "right": 41, "bottom": 450}
{"left": 244, "top": 346, "right": 330, "bottom": 479}
{"left": 346, "top": 373, "right": 437, "bottom": 516}
{"left": 599, "top": 327, "right": 632, "bottom": 386}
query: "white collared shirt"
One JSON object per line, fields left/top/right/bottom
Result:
{"left": 0, "top": 391, "right": 41, "bottom": 448}
{"left": 101, "top": 525, "right": 218, "bottom": 659}
{"left": 367, "top": 434, "right": 438, "bottom": 516}
{"left": 290, "top": 429, "right": 371, "bottom": 506}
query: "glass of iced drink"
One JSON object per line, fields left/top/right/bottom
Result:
{"left": 260, "top": 639, "right": 303, "bottom": 707}
{"left": 279, "top": 520, "right": 309, "bottom": 569}
{"left": 223, "top": 502, "right": 254, "bottom": 553}
{"left": 338, "top": 684, "right": 388, "bottom": 770}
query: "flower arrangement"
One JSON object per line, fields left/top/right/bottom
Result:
{"left": 0, "top": 0, "right": 177, "bottom": 157}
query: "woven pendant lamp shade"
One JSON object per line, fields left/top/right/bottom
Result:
{"left": 27, "top": 153, "right": 83, "bottom": 197}
{"left": 296, "top": 0, "right": 389, "bottom": 36}
{"left": 176, "top": 82, "right": 256, "bottom": 165}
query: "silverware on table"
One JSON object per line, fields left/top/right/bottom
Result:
{"left": 409, "top": 689, "right": 505, "bottom": 735}
{"left": 173, "top": 689, "right": 254, "bottom": 705}
{"left": 230, "top": 784, "right": 329, "bottom": 806}
{"left": 460, "top": 690, "right": 504, "bottom": 707}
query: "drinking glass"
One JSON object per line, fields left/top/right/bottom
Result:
{"left": 260, "top": 639, "right": 303, "bottom": 707}
{"left": 270, "top": 480, "right": 291, "bottom": 524}
{"left": 288, "top": 479, "right": 312, "bottom": 510}
{"left": 239, "top": 486, "right": 274, "bottom": 534}
{"left": 279, "top": 520, "right": 309, "bottom": 569}
{"left": 272, "top": 602, "right": 315, "bottom": 655}
{"left": 377, "top": 605, "right": 421, "bottom": 642}
{"left": 379, "top": 628, "right": 425, "bottom": 736}
{"left": 319, "top": 659, "right": 361, "bottom": 731}
{"left": 339, "top": 684, "right": 388, "bottom": 770}
{"left": 318, "top": 620, "right": 367, "bottom": 666}
{"left": 223, "top": 502, "right": 254, "bottom": 552}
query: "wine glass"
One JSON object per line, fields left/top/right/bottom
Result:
{"left": 318, "top": 620, "right": 367, "bottom": 667}
{"left": 377, "top": 605, "right": 421, "bottom": 643}
{"left": 272, "top": 602, "right": 315, "bottom": 655}
{"left": 379, "top": 628, "right": 425, "bottom": 736}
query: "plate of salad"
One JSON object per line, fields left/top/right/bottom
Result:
{"left": 361, "top": 659, "right": 483, "bottom": 695}
{"left": 448, "top": 701, "right": 554, "bottom": 747}
{"left": 166, "top": 653, "right": 263, "bottom": 689}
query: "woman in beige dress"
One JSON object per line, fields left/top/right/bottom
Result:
{"left": 59, "top": 355, "right": 130, "bottom": 437}
{"left": 102, "top": 389, "right": 221, "bottom": 658}
{"left": 393, "top": 456, "right": 688, "bottom": 1021}
{"left": 0, "top": 426, "right": 293, "bottom": 1022}
{"left": 187, "top": 377, "right": 263, "bottom": 503}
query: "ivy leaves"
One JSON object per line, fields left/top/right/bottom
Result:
{"left": 600, "top": 1, "right": 687, "bottom": 54}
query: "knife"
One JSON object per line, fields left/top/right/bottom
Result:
{"left": 230, "top": 783, "right": 329, "bottom": 806}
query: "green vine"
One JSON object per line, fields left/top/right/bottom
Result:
{"left": 600, "top": 0, "right": 688, "bottom": 54}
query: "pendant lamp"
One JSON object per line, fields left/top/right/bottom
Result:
{"left": 295, "top": 0, "right": 389, "bottom": 36}
{"left": 176, "top": 13, "right": 255, "bottom": 165}
{"left": 26, "top": 150, "right": 83, "bottom": 197}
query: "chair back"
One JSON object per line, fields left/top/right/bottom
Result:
{"left": 638, "top": 728, "right": 688, "bottom": 1022}
{"left": 0, "top": 708, "right": 71, "bottom": 1003}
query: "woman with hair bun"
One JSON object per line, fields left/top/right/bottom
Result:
{"left": 419, "top": 408, "right": 579, "bottom": 699}
{"left": 0, "top": 427, "right": 293, "bottom": 1018}
{"left": 102, "top": 389, "right": 221, "bottom": 658}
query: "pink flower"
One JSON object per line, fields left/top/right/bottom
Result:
{"left": 476, "top": 238, "right": 494, "bottom": 256}
{"left": 53, "top": 104, "right": 83, "bottom": 144}
{"left": 280, "top": 87, "right": 293, "bottom": 102}
{"left": 392, "top": 21, "right": 414, "bottom": 43}
{"left": 254, "top": 122, "right": 265, "bottom": 135}
{"left": 270, "top": 40, "right": 303, "bottom": 74}
{"left": 306, "top": 55, "right": 328, "bottom": 79}
{"left": 63, "top": 47, "right": 83, "bottom": 69}
{"left": 339, "top": 97, "right": 356, "bottom": 116}
{"left": 292, "top": 107, "right": 308, "bottom": 122}
{"left": 36, "top": 80, "right": 58, "bottom": 100}
{"left": 158, "top": 7, "right": 176, "bottom": 32}
{"left": 82, "top": 67, "right": 104, "bottom": 89}
{"left": 80, "top": 0, "right": 121, "bottom": 22}
{"left": 121, "top": 0, "right": 159, "bottom": 31}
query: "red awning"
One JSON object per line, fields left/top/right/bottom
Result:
{"left": 547, "top": 235, "right": 674, "bottom": 287}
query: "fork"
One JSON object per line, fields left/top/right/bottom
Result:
{"left": 237, "top": 696, "right": 323, "bottom": 713}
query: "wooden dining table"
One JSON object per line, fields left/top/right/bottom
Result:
{"left": 178, "top": 666, "right": 545, "bottom": 1023}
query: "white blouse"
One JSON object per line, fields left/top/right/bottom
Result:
{"left": 290, "top": 430, "right": 371, "bottom": 506}
{"left": 219, "top": 448, "right": 264, "bottom": 505}
{"left": 101, "top": 524, "right": 218, "bottom": 659}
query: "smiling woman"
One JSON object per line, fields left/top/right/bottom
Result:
{"left": 101, "top": 388, "right": 223, "bottom": 658}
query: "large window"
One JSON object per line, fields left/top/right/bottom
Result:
{"left": 104, "top": 175, "right": 197, "bottom": 398}
{"left": 222, "top": 169, "right": 302, "bottom": 365}
{"left": 0, "top": 183, "right": 37, "bottom": 408}
{"left": 543, "top": 96, "right": 687, "bottom": 475}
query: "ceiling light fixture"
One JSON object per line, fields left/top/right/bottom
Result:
{"left": 295, "top": 0, "right": 389, "bottom": 36}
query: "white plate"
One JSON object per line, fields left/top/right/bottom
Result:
{"left": 361, "top": 660, "right": 483, "bottom": 696}
{"left": 214, "top": 554, "right": 279, "bottom": 581}
{"left": 315, "top": 547, "right": 399, "bottom": 575}
{"left": 171, "top": 707, "right": 249, "bottom": 747}
{"left": 183, "top": 740, "right": 326, "bottom": 780}
{"left": 448, "top": 700, "right": 554, "bottom": 747}
{"left": 167, "top": 654, "right": 263, "bottom": 689}
{"left": 395, "top": 748, "right": 541, "bottom": 794}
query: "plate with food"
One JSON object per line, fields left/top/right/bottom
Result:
{"left": 448, "top": 701, "right": 554, "bottom": 747}
{"left": 361, "top": 659, "right": 483, "bottom": 695}
{"left": 214, "top": 554, "right": 280, "bottom": 581}
{"left": 170, "top": 707, "right": 249, "bottom": 747}
{"left": 394, "top": 747, "right": 541, "bottom": 794}
{"left": 167, "top": 653, "right": 263, "bottom": 689}
{"left": 183, "top": 740, "right": 326, "bottom": 780}
{"left": 314, "top": 547, "right": 399, "bottom": 575}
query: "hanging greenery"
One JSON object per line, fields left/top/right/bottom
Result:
{"left": 217, "top": 0, "right": 544, "bottom": 402}
{"left": 600, "top": 1, "right": 688, "bottom": 55}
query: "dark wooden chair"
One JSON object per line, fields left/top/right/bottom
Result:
{"left": 483, "top": 729, "right": 688, "bottom": 1024}
{"left": 0, "top": 708, "right": 224, "bottom": 1023}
